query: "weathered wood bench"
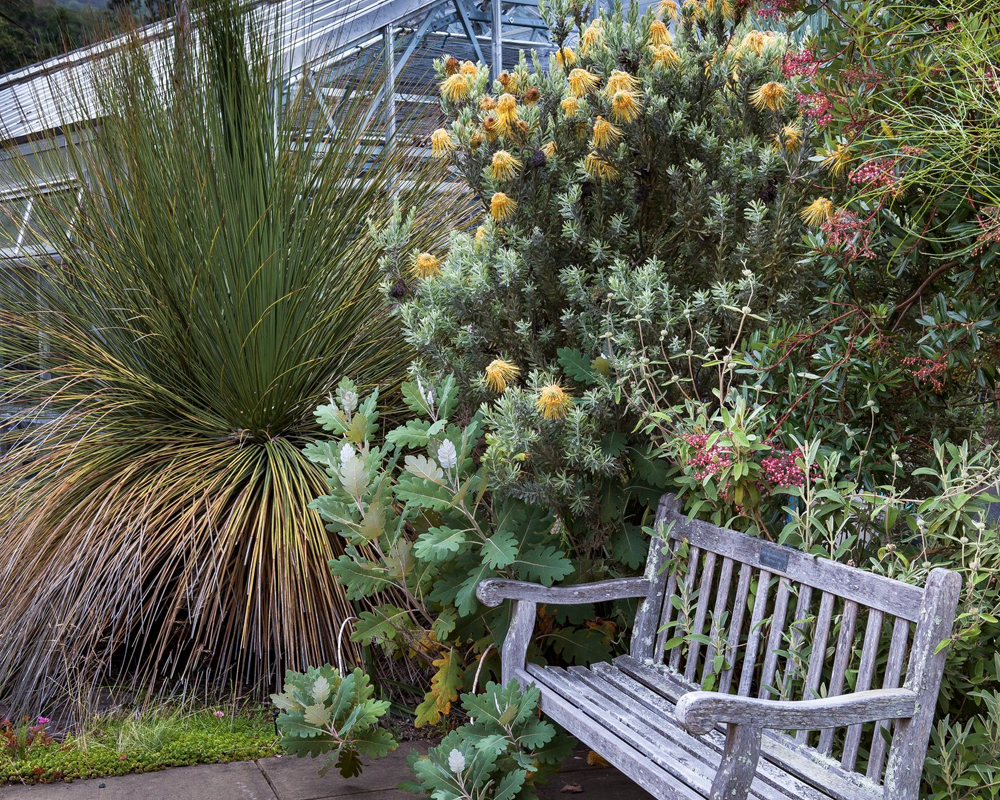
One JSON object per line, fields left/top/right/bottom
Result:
{"left": 477, "top": 493, "right": 961, "bottom": 800}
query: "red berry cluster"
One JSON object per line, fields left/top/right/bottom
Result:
{"left": 782, "top": 49, "right": 820, "bottom": 78}
{"left": 682, "top": 433, "right": 733, "bottom": 481}
{"left": 820, "top": 209, "right": 876, "bottom": 259}
{"left": 902, "top": 355, "right": 948, "bottom": 392}
{"left": 849, "top": 157, "right": 900, "bottom": 194}
{"left": 755, "top": 0, "right": 801, "bottom": 20}
{"left": 797, "top": 92, "right": 833, "bottom": 128}
{"left": 761, "top": 449, "right": 812, "bottom": 488}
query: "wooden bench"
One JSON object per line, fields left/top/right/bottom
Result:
{"left": 477, "top": 493, "right": 961, "bottom": 800}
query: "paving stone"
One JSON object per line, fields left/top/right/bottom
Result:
{"left": 0, "top": 761, "right": 275, "bottom": 800}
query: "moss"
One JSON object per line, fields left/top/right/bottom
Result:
{"left": 0, "top": 709, "right": 278, "bottom": 785}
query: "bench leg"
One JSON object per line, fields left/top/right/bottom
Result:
{"left": 501, "top": 600, "right": 536, "bottom": 685}
{"left": 709, "top": 723, "right": 762, "bottom": 800}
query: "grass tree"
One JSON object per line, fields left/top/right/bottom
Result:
{"left": 0, "top": 0, "right": 451, "bottom": 709}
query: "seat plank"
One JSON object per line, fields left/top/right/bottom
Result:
{"left": 614, "top": 655, "right": 881, "bottom": 800}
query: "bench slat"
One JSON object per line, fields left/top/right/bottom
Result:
{"left": 654, "top": 539, "right": 681, "bottom": 659}
{"left": 866, "top": 616, "right": 909, "bottom": 782}
{"left": 841, "top": 609, "right": 884, "bottom": 770}
{"left": 719, "top": 562, "right": 753, "bottom": 693}
{"left": 590, "top": 662, "right": 837, "bottom": 800}
{"left": 685, "top": 551, "right": 717, "bottom": 683}
{"left": 614, "top": 655, "right": 880, "bottom": 800}
{"left": 782, "top": 583, "right": 813, "bottom": 700}
{"left": 667, "top": 512, "right": 924, "bottom": 622}
{"left": 818, "top": 600, "right": 859, "bottom": 755}
{"left": 759, "top": 577, "right": 792, "bottom": 699}
{"left": 797, "top": 592, "right": 836, "bottom": 744}
{"left": 700, "top": 556, "right": 735, "bottom": 688}
{"left": 739, "top": 570, "right": 773, "bottom": 697}
{"left": 670, "top": 546, "right": 701, "bottom": 672}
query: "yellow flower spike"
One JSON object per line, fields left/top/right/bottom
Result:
{"left": 776, "top": 122, "right": 802, "bottom": 152}
{"left": 536, "top": 383, "right": 572, "bottom": 420}
{"left": 591, "top": 116, "right": 623, "bottom": 149}
{"left": 580, "top": 20, "right": 605, "bottom": 54}
{"left": 475, "top": 225, "right": 488, "bottom": 242}
{"left": 497, "top": 93, "right": 517, "bottom": 117}
{"left": 682, "top": 0, "right": 703, "bottom": 19}
{"left": 440, "top": 73, "right": 471, "bottom": 102}
{"left": 658, "top": 0, "right": 679, "bottom": 21}
{"left": 555, "top": 46, "right": 576, "bottom": 69}
{"left": 822, "top": 143, "right": 852, "bottom": 177}
{"left": 584, "top": 151, "right": 619, "bottom": 181}
{"left": 800, "top": 197, "right": 835, "bottom": 227}
{"left": 652, "top": 44, "right": 681, "bottom": 68}
{"left": 542, "top": 140, "right": 557, "bottom": 158}
{"left": 605, "top": 70, "right": 639, "bottom": 96}
{"left": 561, "top": 96, "right": 580, "bottom": 117}
{"left": 484, "top": 359, "right": 520, "bottom": 392}
{"left": 489, "top": 150, "right": 523, "bottom": 182}
{"left": 610, "top": 90, "right": 642, "bottom": 124}
{"left": 750, "top": 81, "right": 788, "bottom": 112}
{"left": 482, "top": 114, "right": 500, "bottom": 142}
{"left": 740, "top": 30, "right": 766, "bottom": 56}
{"left": 430, "top": 128, "right": 455, "bottom": 156}
{"left": 460, "top": 60, "right": 478, "bottom": 76}
{"left": 568, "top": 68, "right": 601, "bottom": 97}
{"left": 490, "top": 191, "right": 517, "bottom": 222}
{"left": 412, "top": 252, "right": 441, "bottom": 279}
{"left": 649, "top": 19, "right": 671, "bottom": 46}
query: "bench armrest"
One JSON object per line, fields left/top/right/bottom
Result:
{"left": 476, "top": 577, "right": 651, "bottom": 608}
{"left": 675, "top": 688, "right": 918, "bottom": 736}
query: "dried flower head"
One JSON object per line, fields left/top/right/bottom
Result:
{"left": 605, "top": 70, "right": 639, "bottom": 96}
{"left": 484, "top": 359, "right": 520, "bottom": 392}
{"left": 460, "top": 60, "right": 478, "bottom": 76}
{"left": 591, "top": 116, "right": 623, "bottom": 148}
{"left": 610, "top": 90, "right": 642, "bottom": 123}
{"left": 584, "top": 151, "right": 618, "bottom": 181}
{"left": 740, "top": 30, "right": 767, "bottom": 56}
{"left": 480, "top": 95, "right": 497, "bottom": 111}
{"left": 523, "top": 87, "right": 541, "bottom": 105}
{"left": 750, "top": 81, "right": 788, "bottom": 112}
{"left": 412, "top": 252, "right": 441, "bottom": 279}
{"left": 469, "top": 132, "right": 483, "bottom": 150}
{"left": 542, "top": 140, "right": 557, "bottom": 159}
{"left": 536, "top": 383, "right": 572, "bottom": 419}
{"left": 822, "top": 143, "right": 852, "bottom": 177}
{"left": 649, "top": 19, "right": 671, "bottom": 46}
{"left": 800, "top": 197, "right": 834, "bottom": 227}
{"left": 490, "top": 192, "right": 517, "bottom": 222}
{"left": 430, "top": 128, "right": 455, "bottom": 156}
{"left": 568, "top": 68, "right": 601, "bottom": 97}
{"left": 555, "top": 46, "right": 576, "bottom": 69}
{"left": 440, "top": 73, "right": 471, "bottom": 102}
{"left": 498, "top": 71, "right": 513, "bottom": 88}
{"left": 775, "top": 121, "right": 802, "bottom": 151}
{"left": 652, "top": 44, "right": 681, "bottom": 68}
{"left": 659, "top": 0, "right": 680, "bottom": 20}
{"left": 580, "top": 20, "right": 605, "bottom": 53}
{"left": 444, "top": 56, "right": 460, "bottom": 75}
{"left": 489, "top": 150, "right": 522, "bottom": 182}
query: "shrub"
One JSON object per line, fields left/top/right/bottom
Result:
{"left": 0, "top": 0, "right": 451, "bottom": 709}
{"left": 403, "top": 680, "right": 572, "bottom": 800}
{"left": 270, "top": 666, "right": 396, "bottom": 778}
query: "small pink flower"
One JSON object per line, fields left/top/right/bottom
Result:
{"left": 36, "top": 717, "right": 50, "bottom": 725}
{"left": 214, "top": 710, "right": 225, "bottom": 718}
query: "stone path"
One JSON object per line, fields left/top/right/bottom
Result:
{"left": 0, "top": 743, "right": 652, "bottom": 800}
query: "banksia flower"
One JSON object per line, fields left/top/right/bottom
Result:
{"left": 652, "top": 44, "right": 681, "bottom": 67}
{"left": 610, "top": 90, "right": 641, "bottom": 123}
{"left": 475, "top": 225, "right": 488, "bottom": 242}
{"left": 649, "top": 19, "right": 671, "bottom": 46}
{"left": 750, "top": 81, "right": 788, "bottom": 112}
{"left": 460, "top": 60, "right": 478, "bottom": 76}
{"left": 585, "top": 151, "right": 618, "bottom": 181}
{"left": 484, "top": 359, "right": 520, "bottom": 392}
{"left": 800, "top": 197, "right": 835, "bottom": 227}
{"left": 480, "top": 95, "right": 497, "bottom": 111}
{"left": 412, "top": 252, "right": 441, "bottom": 279}
{"left": 659, "top": 0, "right": 679, "bottom": 21}
{"left": 490, "top": 191, "right": 517, "bottom": 221}
{"left": 523, "top": 87, "right": 541, "bottom": 105}
{"left": 580, "top": 20, "right": 605, "bottom": 53}
{"left": 775, "top": 122, "right": 802, "bottom": 151}
{"left": 605, "top": 70, "right": 639, "bottom": 96}
{"left": 568, "top": 68, "right": 601, "bottom": 97}
{"left": 561, "top": 96, "right": 580, "bottom": 116}
{"left": 822, "top": 143, "right": 852, "bottom": 177}
{"left": 431, "top": 128, "right": 455, "bottom": 156}
{"left": 740, "top": 30, "right": 766, "bottom": 56}
{"left": 482, "top": 113, "right": 500, "bottom": 141}
{"left": 444, "top": 56, "right": 460, "bottom": 75}
{"left": 497, "top": 93, "right": 518, "bottom": 134}
{"left": 469, "top": 133, "right": 483, "bottom": 150}
{"left": 440, "top": 73, "right": 471, "bottom": 102}
{"left": 591, "top": 116, "right": 623, "bottom": 148}
{"left": 555, "top": 47, "right": 576, "bottom": 69}
{"left": 490, "top": 150, "right": 522, "bottom": 182}
{"left": 704, "top": 0, "right": 733, "bottom": 18}
{"left": 536, "top": 383, "right": 572, "bottom": 420}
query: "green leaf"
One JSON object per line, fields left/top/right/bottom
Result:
{"left": 414, "top": 526, "right": 468, "bottom": 562}
{"left": 557, "top": 347, "right": 597, "bottom": 384}
{"left": 394, "top": 474, "right": 453, "bottom": 510}
{"left": 351, "top": 605, "right": 409, "bottom": 644}
{"left": 516, "top": 546, "right": 573, "bottom": 585}
{"left": 403, "top": 454, "right": 445, "bottom": 483}
{"left": 494, "top": 769, "right": 527, "bottom": 800}
{"left": 481, "top": 529, "right": 518, "bottom": 569}
{"left": 386, "top": 418, "right": 446, "bottom": 449}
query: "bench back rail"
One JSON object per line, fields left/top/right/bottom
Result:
{"left": 630, "top": 495, "right": 960, "bottom": 798}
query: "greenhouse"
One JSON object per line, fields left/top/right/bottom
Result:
{"left": 0, "top": 0, "right": 997, "bottom": 798}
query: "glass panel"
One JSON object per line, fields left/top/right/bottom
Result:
{"left": 0, "top": 198, "right": 29, "bottom": 249}
{"left": 21, "top": 189, "right": 78, "bottom": 252}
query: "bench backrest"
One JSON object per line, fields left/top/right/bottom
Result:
{"left": 631, "top": 494, "right": 961, "bottom": 800}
